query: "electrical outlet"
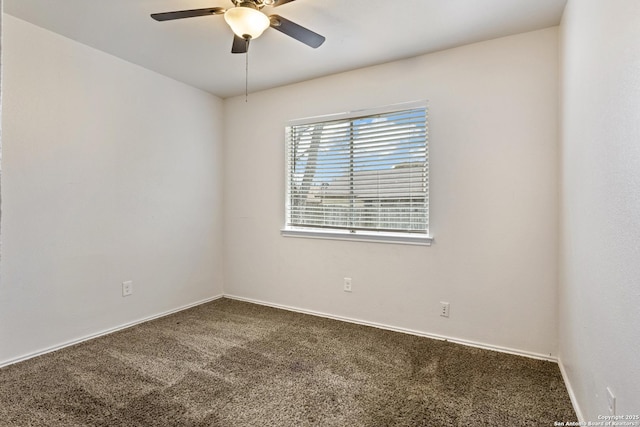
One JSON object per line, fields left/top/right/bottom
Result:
{"left": 440, "top": 302, "right": 450, "bottom": 317}
{"left": 606, "top": 387, "right": 616, "bottom": 415}
{"left": 122, "top": 281, "right": 133, "bottom": 297}
{"left": 343, "top": 277, "right": 352, "bottom": 292}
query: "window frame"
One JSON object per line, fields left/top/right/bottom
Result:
{"left": 281, "top": 100, "right": 432, "bottom": 246}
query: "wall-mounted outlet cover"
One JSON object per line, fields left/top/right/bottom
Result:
{"left": 343, "top": 277, "right": 352, "bottom": 292}
{"left": 606, "top": 387, "right": 616, "bottom": 415}
{"left": 440, "top": 301, "right": 450, "bottom": 317}
{"left": 122, "top": 281, "right": 133, "bottom": 297}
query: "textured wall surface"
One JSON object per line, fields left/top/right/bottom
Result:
{"left": 0, "top": 16, "right": 225, "bottom": 364}
{"left": 559, "top": 0, "right": 640, "bottom": 419}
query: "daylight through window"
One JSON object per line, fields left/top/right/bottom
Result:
{"left": 284, "top": 102, "right": 429, "bottom": 242}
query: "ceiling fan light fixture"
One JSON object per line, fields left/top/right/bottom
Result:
{"left": 224, "top": 5, "right": 270, "bottom": 40}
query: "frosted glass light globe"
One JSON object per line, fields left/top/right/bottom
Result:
{"left": 224, "top": 6, "right": 270, "bottom": 40}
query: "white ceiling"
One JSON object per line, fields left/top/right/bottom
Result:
{"left": 4, "top": 0, "right": 567, "bottom": 98}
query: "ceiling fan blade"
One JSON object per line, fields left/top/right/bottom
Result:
{"left": 273, "top": 0, "right": 297, "bottom": 6}
{"left": 269, "top": 15, "right": 325, "bottom": 48}
{"left": 151, "top": 7, "right": 225, "bottom": 22}
{"left": 231, "top": 35, "right": 249, "bottom": 54}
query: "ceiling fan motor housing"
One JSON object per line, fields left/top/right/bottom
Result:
{"left": 236, "top": 1, "right": 260, "bottom": 10}
{"left": 232, "top": 0, "right": 272, "bottom": 9}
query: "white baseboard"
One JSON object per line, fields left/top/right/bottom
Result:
{"left": 224, "top": 294, "right": 558, "bottom": 363}
{"left": 557, "top": 357, "right": 585, "bottom": 422}
{"left": 1, "top": 293, "right": 559, "bottom": 369}
{"left": 0, "top": 294, "right": 224, "bottom": 368}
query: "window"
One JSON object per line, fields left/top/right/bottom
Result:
{"left": 283, "top": 101, "right": 431, "bottom": 245}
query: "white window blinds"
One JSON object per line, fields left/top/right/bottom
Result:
{"left": 285, "top": 104, "right": 428, "bottom": 236}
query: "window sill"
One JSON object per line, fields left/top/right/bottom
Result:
{"left": 281, "top": 228, "right": 433, "bottom": 246}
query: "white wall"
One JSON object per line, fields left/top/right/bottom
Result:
{"left": 559, "top": 0, "right": 640, "bottom": 420}
{"left": 0, "top": 15, "right": 224, "bottom": 365}
{"left": 223, "top": 28, "right": 559, "bottom": 358}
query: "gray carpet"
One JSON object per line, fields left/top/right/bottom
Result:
{"left": 0, "top": 298, "right": 576, "bottom": 426}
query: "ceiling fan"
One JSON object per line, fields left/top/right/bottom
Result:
{"left": 151, "top": 0, "right": 325, "bottom": 54}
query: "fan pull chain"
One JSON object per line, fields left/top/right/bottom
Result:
{"left": 245, "top": 38, "right": 250, "bottom": 103}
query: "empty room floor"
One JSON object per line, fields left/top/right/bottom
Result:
{"left": 0, "top": 299, "right": 576, "bottom": 426}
